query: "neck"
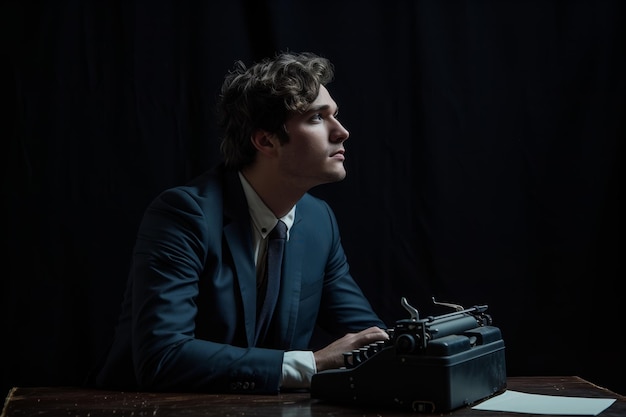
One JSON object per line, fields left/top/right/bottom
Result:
{"left": 241, "top": 166, "right": 305, "bottom": 218}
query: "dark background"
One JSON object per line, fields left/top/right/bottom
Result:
{"left": 2, "top": 0, "right": 624, "bottom": 401}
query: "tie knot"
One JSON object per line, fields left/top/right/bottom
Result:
{"left": 269, "top": 220, "right": 287, "bottom": 240}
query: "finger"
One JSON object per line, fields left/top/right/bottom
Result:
{"left": 362, "top": 326, "right": 389, "bottom": 338}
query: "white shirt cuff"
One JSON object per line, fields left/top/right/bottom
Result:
{"left": 281, "top": 351, "right": 317, "bottom": 389}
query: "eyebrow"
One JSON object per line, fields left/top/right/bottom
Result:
{"left": 305, "top": 104, "right": 338, "bottom": 114}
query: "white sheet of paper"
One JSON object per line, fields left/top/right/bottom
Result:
{"left": 472, "top": 390, "right": 616, "bottom": 415}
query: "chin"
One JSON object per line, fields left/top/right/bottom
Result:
{"left": 313, "top": 166, "right": 346, "bottom": 185}
{"left": 331, "top": 170, "right": 347, "bottom": 182}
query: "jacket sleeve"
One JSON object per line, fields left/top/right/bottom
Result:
{"left": 313, "top": 200, "right": 387, "bottom": 337}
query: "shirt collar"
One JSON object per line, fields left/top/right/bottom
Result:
{"left": 238, "top": 171, "right": 295, "bottom": 239}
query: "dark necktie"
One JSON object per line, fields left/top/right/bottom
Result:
{"left": 255, "top": 220, "right": 287, "bottom": 344}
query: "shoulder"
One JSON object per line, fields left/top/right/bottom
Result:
{"left": 152, "top": 165, "right": 232, "bottom": 210}
{"left": 295, "top": 193, "right": 340, "bottom": 236}
{"left": 297, "top": 192, "right": 335, "bottom": 217}
{"left": 138, "top": 166, "right": 234, "bottom": 237}
{"left": 137, "top": 165, "right": 234, "bottom": 247}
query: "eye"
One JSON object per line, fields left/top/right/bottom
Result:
{"left": 310, "top": 113, "right": 323, "bottom": 122}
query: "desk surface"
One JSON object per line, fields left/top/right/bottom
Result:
{"left": 2, "top": 376, "right": 624, "bottom": 417}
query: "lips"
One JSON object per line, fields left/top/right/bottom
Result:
{"left": 330, "top": 149, "right": 345, "bottom": 158}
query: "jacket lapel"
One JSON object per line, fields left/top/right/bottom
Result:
{"left": 221, "top": 167, "right": 306, "bottom": 349}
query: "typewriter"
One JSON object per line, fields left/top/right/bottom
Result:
{"left": 310, "top": 297, "right": 507, "bottom": 413}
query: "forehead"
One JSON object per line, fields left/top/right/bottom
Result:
{"left": 310, "top": 85, "right": 336, "bottom": 108}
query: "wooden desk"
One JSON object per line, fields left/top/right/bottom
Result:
{"left": 2, "top": 376, "right": 624, "bottom": 417}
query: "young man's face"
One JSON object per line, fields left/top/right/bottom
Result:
{"left": 278, "top": 85, "right": 350, "bottom": 190}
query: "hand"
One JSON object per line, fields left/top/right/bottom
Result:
{"left": 313, "top": 326, "right": 389, "bottom": 372}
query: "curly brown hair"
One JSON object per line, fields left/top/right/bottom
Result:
{"left": 217, "top": 52, "right": 335, "bottom": 170}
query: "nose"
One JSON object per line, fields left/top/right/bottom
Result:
{"left": 332, "top": 119, "right": 349, "bottom": 143}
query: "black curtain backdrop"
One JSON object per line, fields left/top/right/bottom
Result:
{"left": 3, "top": 0, "right": 624, "bottom": 400}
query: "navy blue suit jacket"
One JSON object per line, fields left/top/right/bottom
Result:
{"left": 92, "top": 164, "right": 385, "bottom": 393}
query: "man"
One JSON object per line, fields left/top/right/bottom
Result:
{"left": 91, "top": 52, "right": 388, "bottom": 393}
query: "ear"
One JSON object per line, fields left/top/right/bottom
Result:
{"left": 250, "top": 129, "right": 279, "bottom": 157}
